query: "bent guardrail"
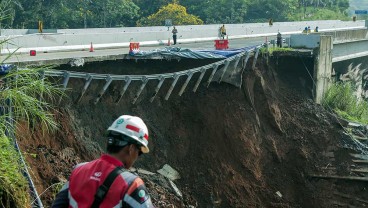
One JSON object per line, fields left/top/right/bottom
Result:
{"left": 44, "top": 46, "right": 261, "bottom": 104}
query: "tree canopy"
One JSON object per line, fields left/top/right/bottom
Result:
{"left": 244, "top": 0, "right": 295, "bottom": 22}
{"left": 0, "top": 0, "right": 351, "bottom": 29}
{"left": 137, "top": 3, "right": 203, "bottom": 26}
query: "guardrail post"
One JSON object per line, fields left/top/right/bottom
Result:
{"left": 243, "top": 51, "right": 251, "bottom": 67}
{"left": 132, "top": 77, "right": 148, "bottom": 104}
{"left": 94, "top": 76, "right": 113, "bottom": 104}
{"left": 115, "top": 77, "right": 132, "bottom": 104}
{"left": 233, "top": 56, "right": 241, "bottom": 69}
{"left": 218, "top": 60, "right": 231, "bottom": 83}
{"left": 237, "top": 51, "right": 252, "bottom": 81}
{"left": 59, "top": 71, "right": 70, "bottom": 103}
{"left": 150, "top": 76, "right": 165, "bottom": 102}
{"left": 252, "top": 47, "right": 260, "bottom": 70}
{"left": 193, "top": 68, "right": 206, "bottom": 92}
{"left": 178, "top": 72, "right": 193, "bottom": 96}
{"left": 76, "top": 74, "right": 93, "bottom": 104}
{"left": 62, "top": 71, "right": 70, "bottom": 90}
{"left": 39, "top": 70, "right": 45, "bottom": 101}
{"left": 207, "top": 65, "right": 219, "bottom": 87}
{"left": 165, "top": 74, "right": 180, "bottom": 100}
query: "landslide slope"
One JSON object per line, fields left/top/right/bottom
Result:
{"left": 16, "top": 58, "right": 364, "bottom": 207}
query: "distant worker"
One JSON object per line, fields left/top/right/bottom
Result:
{"left": 307, "top": 26, "right": 311, "bottom": 33}
{"left": 172, "top": 26, "right": 178, "bottom": 45}
{"left": 220, "top": 24, "right": 227, "bottom": 39}
{"left": 353, "top": 16, "right": 357, "bottom": 22}
{"left": 314, "top": 26, "right": 319, "bottom": 32}
{"left": 277, "top": 31, "right": 282, "bottom": 47}
{"left": 38, "top": 20, "right": 43, "bottom": 33}
{"left": 52, "top": 115, "right": 154, "bottom": 208}
{"left": 269, "top": 18, "right": 273, "bottom": 26}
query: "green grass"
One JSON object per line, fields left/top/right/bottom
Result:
{"left": 260, "top": 46, "right": 292, "bottom": 55}
{"left": 322, "top": 82, "right": 368, "bottom": 124}
{"left": 0, "top": 68, "right": 64, "bottom": 206}
{"left": 0, "top": 67, "right": 64, "bottom": 136}
{"left": 0, "top": 64, "right": 64, "bottom": 207}
{"left": 0, "top": 136, "right": 30, "bottom": 208}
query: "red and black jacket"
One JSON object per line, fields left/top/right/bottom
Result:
{"left": 52, "top": 154, "right": 154, "bottom": 208}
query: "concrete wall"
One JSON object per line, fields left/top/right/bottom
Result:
{"left": 57, "top": 20, "right": 364, "bottom": 34}
{"left": 0, "top": 29, "right": 28, "bottom": 36}
{"left": 332, "top": 39, "right": 368, "bottom": 62}
{"left": 1, "top": 20, "right": 364, "bottom": 35}
{"left": 322, "top": 28, "right": 368, "bottom": 43}
{"left": 290, "top": 28, "right": 368, "bottom": 49}
{"left": 27, "top": 29, "right": 58, "bottom": 34}
{"left": 0, "top": 20, "right": 365, "bottom": 53}
{"left": 290, "top": 34, "right": 321, "bottom": 49}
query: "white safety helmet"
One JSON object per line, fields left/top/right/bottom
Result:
{"left": 107, "top": 115, "right": 150, "bottom": 153}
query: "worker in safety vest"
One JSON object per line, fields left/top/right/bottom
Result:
{"left": 220, "top": 24, "right": 226, "bottom": 39}
{"left": 302, "top": 27, "right": 308, "bottom": 33}
{"left": 52, "top": 115, "right": 154, "bottom": 208}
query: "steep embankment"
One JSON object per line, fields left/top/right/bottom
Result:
{"left": 16, "top": 57, "right": 367, "bottom": 207}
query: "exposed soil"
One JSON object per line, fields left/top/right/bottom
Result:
{"left": 16, "top": 56, "right": 368, "bottom": 207}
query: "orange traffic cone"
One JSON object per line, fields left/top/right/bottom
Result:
{"left": 167, "top": 38, "right": 171, "bottom": 46}
{"left": 89, "top": 42, "right": 94, "bottom": 52}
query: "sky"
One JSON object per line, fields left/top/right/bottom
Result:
{"left": 349, "top": 0, "right": 368, "bottom": 15}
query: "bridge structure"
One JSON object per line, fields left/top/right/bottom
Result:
{"left": 289, "top": 23, "right": 368, "bottom": 103}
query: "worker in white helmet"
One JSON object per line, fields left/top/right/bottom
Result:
{"left": 52, "top": 115, "right": 154, "bottom": 208}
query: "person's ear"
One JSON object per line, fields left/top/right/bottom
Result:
{"left": 128, "top": 144, "right": 135, "bottom": 155}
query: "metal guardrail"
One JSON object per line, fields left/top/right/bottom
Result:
{"left": 45, "top": 46, "right": 261, "bottom": 104}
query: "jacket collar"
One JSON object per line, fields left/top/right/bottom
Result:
{"left": 101, "top": 154, "right": 124, "bottom": 167}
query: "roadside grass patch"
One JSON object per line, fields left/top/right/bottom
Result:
{"left": 0, "top": 136, "right": 30, "bottom": 208}
{"left": 322, "top": 82, "right": 368, "bottom": 124}
{"left": 260, "top": 46, "right": 292, "bottom": 55}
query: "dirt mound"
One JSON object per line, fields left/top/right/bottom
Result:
{"left": 16, "top": 57, "right": 368, "bottom": 207}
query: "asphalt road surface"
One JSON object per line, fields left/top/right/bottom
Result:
{"left": 1, "top": 36, "right": 276, "bottom": 65}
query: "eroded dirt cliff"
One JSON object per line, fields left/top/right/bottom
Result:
{"left": 17, "top": 57, "right": 368, "bottom": 207}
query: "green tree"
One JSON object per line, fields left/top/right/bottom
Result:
{"left": 1, "top": 0, "right": 353, "bottom": 28}
{"left": 246, "top": 0, "right": 298, "bottom": 22}
{"left": 182, "top": 0, "right": 248, "bottom": 24}
{"left": 3, "top": 0, "right": 80, "bottom": 28}
{"left": 89, "top": 0, "right": 140, "bottom": 27}
{"left": 3, "top": 0, "right": 140, "bottom": 28}
{"left": 138, "top": 3, "right": 203, "bottom": 26}
{"left": 7, "top": 0, "right": 43, "bottom": 28}
{"left": 132, "top": 0, "right": 173, "bottom": 17}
